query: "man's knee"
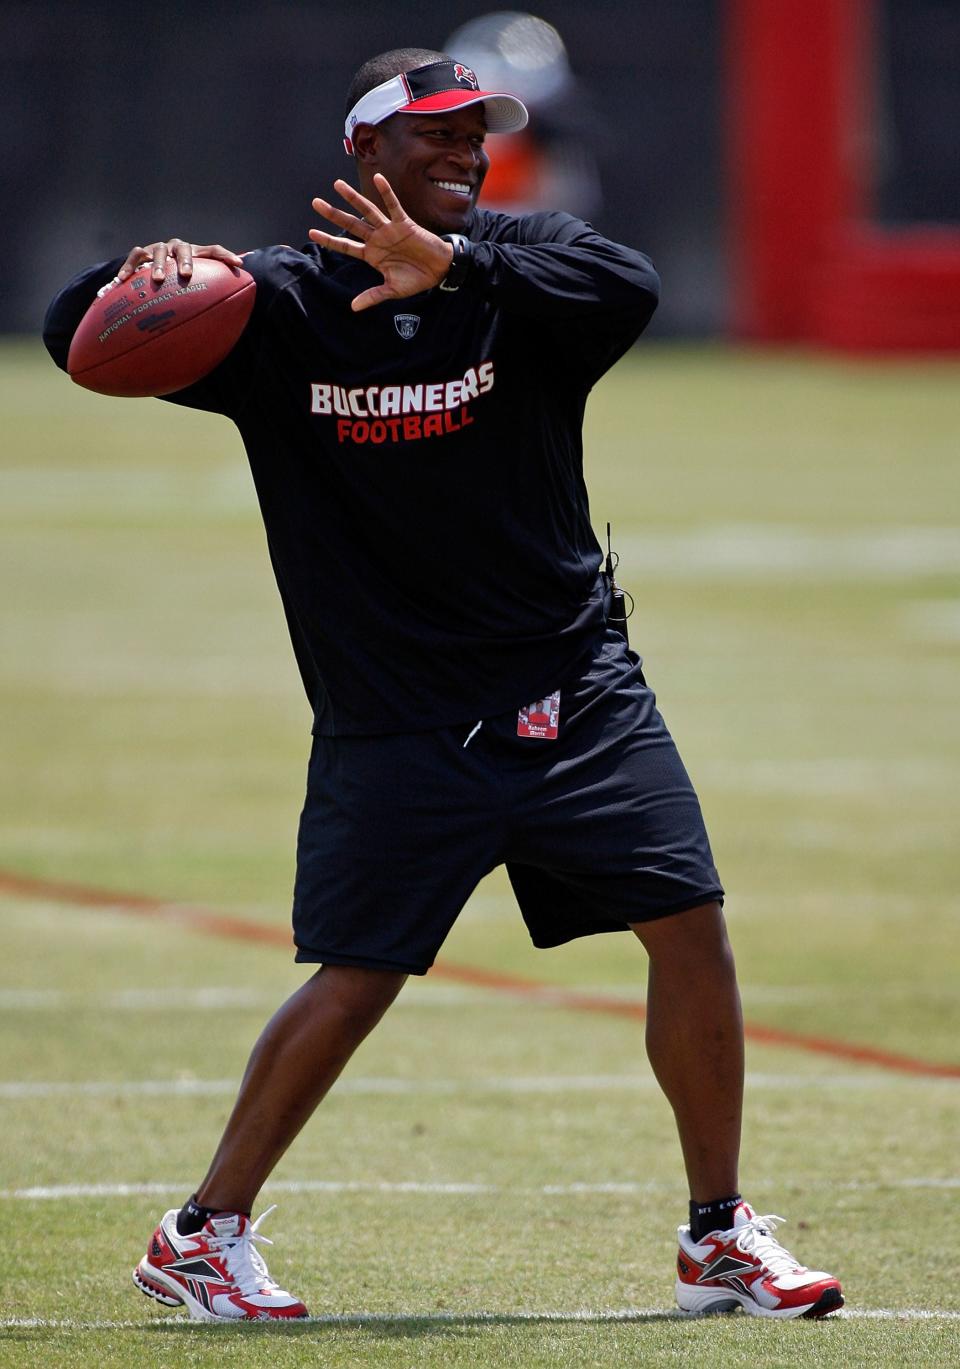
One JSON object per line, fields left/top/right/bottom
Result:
{"left": 629, "top": 900, "right": 733, "bottom": 966}
{"left": 304, "top": 963, "right": 407, "bottom": 1028}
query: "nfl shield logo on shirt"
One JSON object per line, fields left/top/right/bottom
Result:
{"left": 394, "top": 314, "right": 420, "bottom": 340}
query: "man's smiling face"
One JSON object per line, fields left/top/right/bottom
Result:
{"left": 360, "top": 105, "right": 489, "bottom": 234}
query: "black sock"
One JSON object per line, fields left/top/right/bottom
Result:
{"left": 176, "top": 1193, "right": 240, "bottom": 1236}
{"left": 689, "top": 1193, "right": 743, "bottom": 1242}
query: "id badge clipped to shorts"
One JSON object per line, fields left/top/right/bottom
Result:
{"left": 517, "top": 689, "right": 561, "bottom": 740}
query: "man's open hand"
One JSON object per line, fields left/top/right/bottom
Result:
{"left": 309, "top": 175, "right": 454, "bottom": 312}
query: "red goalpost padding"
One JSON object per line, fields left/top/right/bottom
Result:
{"left": 726, "top": 0, "right": 960, "bottom": 351}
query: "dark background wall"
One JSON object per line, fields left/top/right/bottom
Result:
{"left": 2, "top": 0, "right": 957, "bottom": 336}
{"left": 0, "top": 0, "right": 721, "bottom": 336}
{"left": 877, "top": 0, "right": 960, "bottom": 226}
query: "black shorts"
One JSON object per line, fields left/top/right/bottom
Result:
{"left": 293, "top": 630, "right": 723, "bottom": 975}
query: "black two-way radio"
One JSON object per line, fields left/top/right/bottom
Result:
{"left": 604, "top": 522, "right": 632, "bottom": 646}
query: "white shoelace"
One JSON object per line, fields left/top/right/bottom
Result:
{"left": 208, "top": 1204, "right": 281, "bottom": 1297}
{"left": 734, "top": 1213, "right": 802, "bottom": 1275}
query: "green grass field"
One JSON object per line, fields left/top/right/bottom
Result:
{"left": 1, "top": 338, "right": 958, "bottom": 1367}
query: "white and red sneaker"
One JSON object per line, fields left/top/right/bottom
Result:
{"left": 133, "top": 1205, "right": 309, "bottom": 1321}
{"left": 675, "top": 1201, "right": 843, "bottom": 1319}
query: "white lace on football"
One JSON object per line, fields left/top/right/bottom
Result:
{"left": 735, "top": 1213, "right": 802, "bottom": 1276}
{"left": 209, "top": 1205, "right": 280, "bottom": 1297}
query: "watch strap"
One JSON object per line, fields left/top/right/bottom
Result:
{"left": 438, "top": 234, "right": 473, "bottom": 292}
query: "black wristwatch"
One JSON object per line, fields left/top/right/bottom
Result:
{"left": 438, "top": 234, "right": 473, "bottom": 292}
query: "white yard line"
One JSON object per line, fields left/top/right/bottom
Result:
{"left": 0, "top": 983, "right": 912, "bottom": 1010}
{"left": 2, "top": 1069, "right": 955, "bottom": 1101}
{"left": 3, "top": 495, "right": 957, "bottom": 580}
{"left": 620, "top": 525, "right": 960, "bottom": 581}
{"left": 0, "top": 982, "right": 949, "bottom": 1011}
{"left": 699, "top": 755, "right": 954, "bottom": 797}
{"left": 3, "top": 1176, "right": 957, "bottom": 1201}
{"left": 0, "top": 1079, "right": 241, "bottom": 1098}
{"left": 0, "top": 984, "right": 506, "bottom": 1012}
{"left": 901, "top": 599, "right": 960, "bottom": 644}
{"left": 1, "top": 1307, "right": 958, "bottom": 1328}
{"left": 0, "top": 464, "right": 253, "bottom": 517}
{"left": 837, "top": 1309, "right": 960, "bottom": 1321}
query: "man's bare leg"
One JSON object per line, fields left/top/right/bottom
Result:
{"left": 629, "top": 901, "right": 743, "bottom": 1202}
{"left": 195, "top": 965, "right": 406, "bottom": 1213}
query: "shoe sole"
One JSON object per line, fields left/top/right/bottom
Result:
{"left": 676, "top": 1281, "right": 844, "bottom": 1320}
{"left": 133, "top": 1258, "right": 224, "bottom": 1322}
{"left": 801, "top": 1288, "right": 845, "bottom": 1320}
{"left": 132, "top": 1263, "right": 185, "bottom": 1309}
{"left": 133, "top": 1257, "right": 310, "bottom": 1323}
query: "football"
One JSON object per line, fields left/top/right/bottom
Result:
{"left": 67, "top": 257, "right": 256, "bottom": 397}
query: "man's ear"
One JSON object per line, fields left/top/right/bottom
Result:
{"left": 351, "top": 123, "right": 381, "bottom": 165}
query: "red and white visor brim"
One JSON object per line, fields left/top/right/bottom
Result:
{"left": 343, "top": 75, "right": 528, "bottom": 154}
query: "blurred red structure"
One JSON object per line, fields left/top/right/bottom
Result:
{"left": 727, "top": 0, "right": 960, "bottom": 351}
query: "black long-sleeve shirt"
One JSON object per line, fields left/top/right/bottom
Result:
{"left": 44, "top": 209, "right": 659, "bottom": 734}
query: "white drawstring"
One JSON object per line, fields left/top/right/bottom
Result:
{"left": 208, "top": 1206, "right": 280, "bottom": 1296}
{"left": 462, "top": 720, "right": 483, "bottom": 749}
